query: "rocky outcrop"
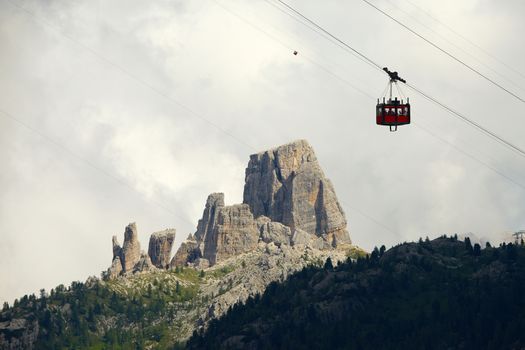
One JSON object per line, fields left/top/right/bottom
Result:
{"left": 133, "top": 252, "right": 156, "bottom": 273}
{"left": 0, "top": 318, "right": 39, "bottom": 350}
{"left": 148, "top": 229, "right": 176, "bottom": 268}
{"left": 198, "top": 241, "right": 352, "bottom": 325}
{"left": 210, "top": 204, "right": 260, "bottom": 264}
{"left": 108, "top": 235, "right": 125, "bottom": 278}
{"left": 107, "top": 223, "right": 166, "bottom": 278}
{"left": 243, "top": 140, "right": 350, "bottom": 246}
{"left": 173, "top": 197, "right": 261, "bottom": 266}
{"left": 107, "top": 256, "right": 123, "bottom": 279}
{"left": 257, "top": 216, "right": 293, "bottom": 246}
{"left": 173, "top": 140, "right": 353, "bottom": 268}
{"left": 121, "top": 223, "right": 141, "bottom": 272}
{"left": 196, "top": 193, "right": 224, "bottom": 257}
{"left": 171, "top": 234, "right": 200, "bottom": 267}
{"left": 112, "top": 236, "right": 122, "bottom": 260}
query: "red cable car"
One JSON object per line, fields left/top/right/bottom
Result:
{"left": 376, "top": 68, "right": 411, "bottom": 132}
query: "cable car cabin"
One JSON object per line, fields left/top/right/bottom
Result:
{"left": 376, "top": 97, "right": 410, "bottom": 132}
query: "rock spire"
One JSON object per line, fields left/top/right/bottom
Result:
{"left": 148, "top": 229, "right": 176, "bottom": 268}
{"left": 243, "top": 139, "right": 350, "bottom": 246}
{"left": 172, "top": 139, "right": 352, "bottom": 268}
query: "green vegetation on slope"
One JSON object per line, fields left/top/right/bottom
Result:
{"left": 188, "top": 237, "right": 525, "bottom": 350}
{"left": 0, "top": 268, "right": 204, "bottom": 349}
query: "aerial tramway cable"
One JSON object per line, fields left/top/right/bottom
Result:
{"left": 215, "top": 0, "right": 525, "bottom": 189}
{"left": 273, "top": 0, "right": 525, "bottom": 159}
{"left": 402, "top": 0, "right": 525, "bottom": 82}
{"left": 360, "top": 0, "right": 525, "bottom": 104}
{"left": 215, "top": 0, "right": 525, "bottom": 188}
{"left": 381, "top": 0, "right": 525, "bottom": 94}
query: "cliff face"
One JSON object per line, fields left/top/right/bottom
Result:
{"left": 243, "top": 140, "right": 350, "bottom": 246}
{"left": 148, "top": 229, "right": 176, "bottom": 269}
{"left": 121, "top": 223, "right": 141, "bottom": 272}
{"left": 104, "top": 140, "right": 352, "bottom": 273}
{"left": 109, "top": 223, "right": 142, "bottom": 275}
{"left": 211, "top": 204, "right": 260, "bottom": 264}
{"left": 173, "top": 140, "right": 352, "bottom": 268}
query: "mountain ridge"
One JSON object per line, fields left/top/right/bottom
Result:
{"left": 188, "top": 237, "right": 525, "bottom": 350}
{"left": 0, "top": 139, "right": 363, "bottom": 349}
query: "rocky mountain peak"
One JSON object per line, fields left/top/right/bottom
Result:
{"left": 195, "top": 193, "right": 224, "bottom": 244}
{"left": 121, "top": 222, "right": 141, "bottom": 272}
{"left": 243, "top": 139, "right": 350, "bottom": 245}
{"left": 168, "top": 140, "right": 352, "bottom": 269}
{"left": 148, "top": 229, "right": 176, "bottom": 269}
{"left": 108, "top": 140, "right": 352, "bottom": 274}
{"left": 107, "top": 223, "right": 177, "bottom": 278}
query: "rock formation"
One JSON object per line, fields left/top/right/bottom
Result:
{"left": 209, "top": 204, "right": 260, "bottom": 264}
{"left": 120, "top": 223, "right": 141, "bottom": 272}
{"left": 195, "top": 193, "right": 224, "bottom": 256}
{"left": 172, "top": 140, "right": 352, "bottom": 268}
{"left": 133, "top": 252, "right": 156, "bottom": 273}
{"left": 257, "top": 216, "right": 293, "bottom": 246}
{"left": 107, "top": 223, "right": 141, "bottom": 276}
{"left": 148, "top": 229, "right": 176, "bottom": 268}
{"left": 243, "top": 139, "right": 350, "bottom": 246}
{"left": 171, "top": 234, "right": 199, "bottom": 267}
{"left": 109, "top": 140, "right": 352, "bottom": 272}
{"left": 107, "top": 256, "right": 123, "bottom": 279}
{"left": 107, "top": 223, "right": 175, "bottom": 278}
{"left": 175, "top": 195, "right": 260, "bottom": 266}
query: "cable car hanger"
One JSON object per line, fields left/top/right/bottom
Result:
{"left": 376, "top": 67, "right": 411, "bottom": 132}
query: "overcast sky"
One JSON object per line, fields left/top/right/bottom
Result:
{"left": 1, "top": 0, "right": 525, "bottom": 303}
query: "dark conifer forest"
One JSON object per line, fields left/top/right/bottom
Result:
{"left": 189, "top": 237, "right": 525, "bottom": 350}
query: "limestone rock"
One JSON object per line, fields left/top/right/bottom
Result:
{"left": 171, "top": 235, "right": 200, "bottom": 267}
{"left": 107, "top": 256, "right": 123, "bottom": 279}
{"left": 120, "top": 223, "right": 141, "bottom": 272}
{"left": 291, "top": 228, "right": 313, "bottom": 246}
{"left": 148, "top": 229, "right": 176, "bottom": 269}
{"left": 0, "top": 318, "right": 39, "bottom": 350}
{"left": 243, "top": 139, "right": 350, "bottom": 246}
{"left": 265, "top": 242, "right": 279, "bottom": 255}
{"left": 189, "top": 194, "right": 260, "bottom": 266}
{"left": 112, "top": 235, "right": 122, "bottom": 260}
{"left": 196, "top": 193, "right": 224, "bottom": 256}
{"left": 194, "top": 258, "right": 210, "bottom": 270}
{"left": 257, "top": 216, "right": 292, "bottom": 246}
{"left": 106, "top": 223, "right": 141, "bottom": 277}
{"left": 207, "top": 204, "right": 259, "bottom": 265}
{"left": 133, "top": 251, "right": 156, "bottom": 273}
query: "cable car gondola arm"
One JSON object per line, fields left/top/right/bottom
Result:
{"left": 383, "top": 67, "right": 406, "bottom": 84}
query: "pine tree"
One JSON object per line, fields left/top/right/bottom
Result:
{"left": 473, "top": 243, "right": 481, "bottom": 256}
{"left": 324, "top": 257, "right": 334, "bottom": 270}
{"left": 465, "top": 237, "right": 473, "bottom": 254}
{"left": 379, "top": 245, "right": 386, "bottom": 257}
